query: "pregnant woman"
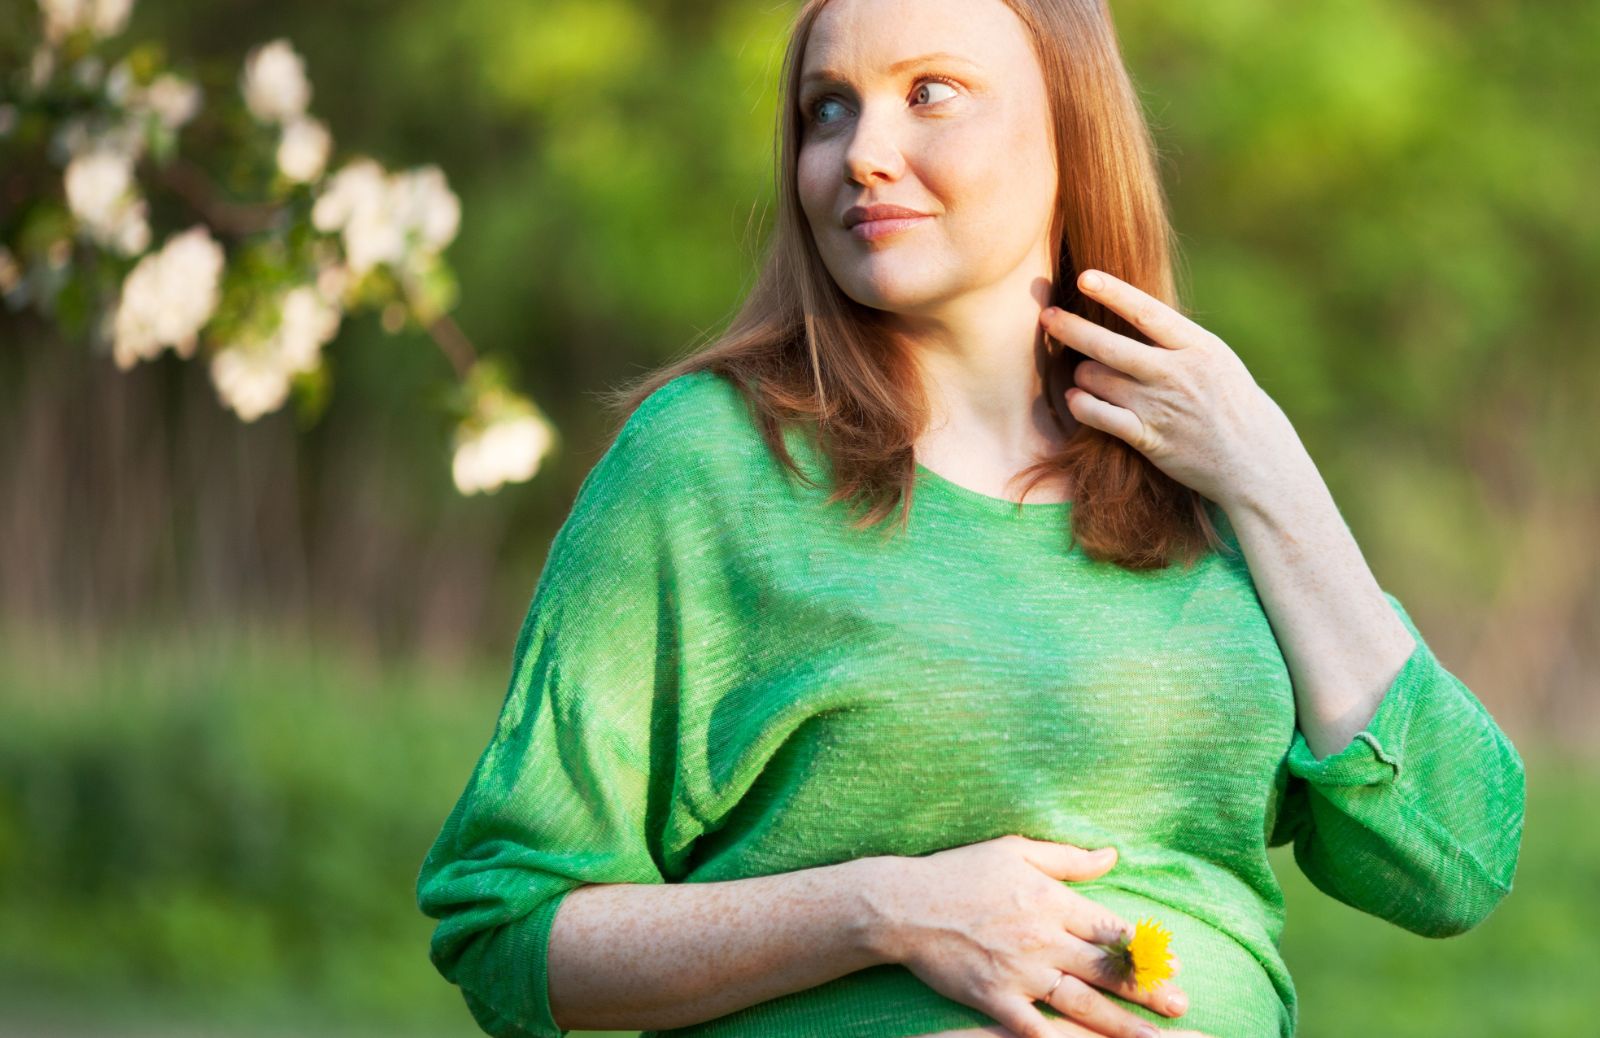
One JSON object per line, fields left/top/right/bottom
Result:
{"left": 416, "top": 1, "right": 1526, "bottom": 1036}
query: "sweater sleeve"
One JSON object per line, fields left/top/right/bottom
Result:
{"left": 415, "top": 416, "right": 694, "bottom": 1038}
{"left": 1266, "top": 591, "right": 1526, "bottom": 938}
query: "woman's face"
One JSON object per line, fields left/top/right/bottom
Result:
{"left": 795, "top": 0, "right": 1058, "bottom": 317}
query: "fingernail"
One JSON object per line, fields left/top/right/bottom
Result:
{"left": 1081, "top": 271, "right": 1103, "bottom": 291}
{"left": 1166, "top": 991, "right": 1188, "bottom": 1013}
{"left": 1138, "top": 1027, "right": 1160, "bottom": 1038}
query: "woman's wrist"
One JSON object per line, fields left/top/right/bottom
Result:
{"left": 847, "top": 853, "right": 917, "bottom": 967}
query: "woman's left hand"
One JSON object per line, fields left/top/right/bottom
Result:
{"left": 1040, "top": 269, "right": 1310, "bottom": 514}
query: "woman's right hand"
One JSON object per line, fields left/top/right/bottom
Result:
{"left": 863, "top": 834, "right": 1219, "bottom": 1038}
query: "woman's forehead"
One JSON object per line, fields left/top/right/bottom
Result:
{"left": 802, "top": 0, "right": 1026, "bottom": 76}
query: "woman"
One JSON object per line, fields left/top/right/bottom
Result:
{"left": 415, "top": 1, "right": 1525, "bottom": 1036}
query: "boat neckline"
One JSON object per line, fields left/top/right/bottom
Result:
{"left": 913, "top": 461, "right": 1074, "bottom": 518}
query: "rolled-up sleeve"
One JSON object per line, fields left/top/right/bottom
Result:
{"left": 1268, "top": 591, "right": 1526, "bottom": 938}
{"left": 415, "top": 421, "right": 694, "bottom": 1038}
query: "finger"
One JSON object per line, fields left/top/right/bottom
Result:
{"left": 1075, "top": 269, "right": 1210, "bottom": 352}
{"left": 988, "top": 995, "right": 1091, "bottom": 1038}
{"left": 1073, "top": 358, "right": 1142, "bottom": 409}
{"left": 1048, "top": 896, "right": 1183, "bottom": 981}
{"left": 1042, "top": 308, "right": 1164, "bottom": 383}
{"left": 1015, "top": 836, "right": 1121, "bottom": 882}
{"left": 1054, "top": 929, "right": 1189, "bottom": 1019}
{"left": 1064, "top": 921, "right": 1184, "bottom": 976}
{"left": 1042, "top": 972, "right": 1167, "bottom": 1038}
{"left": 1052, "top": 898, "right": 1135, "bottom": 948}
{"left": 1065, "top": 386, "right": 1146, "bottom": 449}
{"left": 1045, "top": 1016, "right": 1128, "bottom": 1037}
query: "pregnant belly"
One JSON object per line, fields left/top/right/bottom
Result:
{"left": 1050, "top": 883, "right": 1291, "bottom": 1037}
{"left": 896, "top": 886, "right": 1292, "bottom": 1038}
{"left": 652, "top": 884, "right": 1289, "bottom": 1038}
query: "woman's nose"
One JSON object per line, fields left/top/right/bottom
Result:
{"left": 842, "top": 108, "right": 909, "bottom": 183}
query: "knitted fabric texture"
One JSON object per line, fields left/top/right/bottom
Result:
{"left": 416, "top": 369, "right": 1525, "bottom": 1038}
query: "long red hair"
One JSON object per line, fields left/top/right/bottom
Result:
{"left": 603, "top": 0, "right": 1231, "bottom": 571}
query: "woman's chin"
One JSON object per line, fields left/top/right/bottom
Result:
{"left": 840, "top": 278, "right": 958, "bottom": 315}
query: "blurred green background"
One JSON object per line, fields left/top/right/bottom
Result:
{"left": 2, "top": 1, "right": 1596, "bottom": 1036}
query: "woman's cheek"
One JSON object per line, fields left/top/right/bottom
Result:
{"left": 916, "top": 126, "right": 994, "bottom": 195}
{"left": 795, "top": 150, "right": 830, "bottom": 221}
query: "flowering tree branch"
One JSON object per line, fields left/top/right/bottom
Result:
{"left": 426, "top": 312, "right": 478, "bottom": 383}
{"left": 0, "top": 0, "right": 556, "bottom": 496}
{"left": 154, "top": 156, "right": 282, "bottom": 237}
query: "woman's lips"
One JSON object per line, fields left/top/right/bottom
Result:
{"left": 849, "top": 215, "right": 932, "bottom": 241}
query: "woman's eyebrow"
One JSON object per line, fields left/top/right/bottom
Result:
{"left": 801, "top": 51, "right": 982, "bottom": 87}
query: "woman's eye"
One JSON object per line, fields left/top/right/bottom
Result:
{"left": 811, "top": 97, "right": 846, "bottom": 125}
{"left": 806, "top": 76, "right": 960, "bottom": 127}
{"left": 913, "top": 79, "right": 958, "bottom": 106}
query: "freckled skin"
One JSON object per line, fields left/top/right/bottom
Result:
{"left": 547, "top": 856, "right": 888, "bottom": 1030}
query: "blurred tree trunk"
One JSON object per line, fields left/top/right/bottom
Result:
{"left": 0, "top": 324, "right": 512, "bottom": 669}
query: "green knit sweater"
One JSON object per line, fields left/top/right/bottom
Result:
{"left": 416, "top": 369, "right": 1525, "bottom": 1038}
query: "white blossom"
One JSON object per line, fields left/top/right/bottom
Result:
{"left": 391, "top": 165, "right": 460, "bottom": 251}
{"left": 241, "top": 38, "right": 311, "bottom": 125}
{"left": 310, "top": 158, "right": 384, "bottom": 232}
{"left": 311, "top": 158, "right": 462, "bottom": 275}
{"left": 143, "top": 74, "right": 202, "bottom": 129}
{"left": 451, "top": 412, "right": 554, "bottom": 495}
{"left": 208, "top": 282, "right": 342, "bottom": 421}
{"left": 109, "top": 210, "right": 149, "bottom": 254}
{"left": 276, "top": 115, "right": 331, "bottom": 183}
{"left": 274, "top": 284, "right": 341, "bottom": 372}
{"left": 312, "top": 158, "right": 402, "bottom": 273}
{"left": 209, "top": 345, "right": 293, "bottom": 423}
{"left": 38, "top": 0, "right": 134, "bottom": 44}
{"left": 107, "top": 64, "right": 202, "bottom": 132}
{"left": 64, "top": 146, "right": 150, "bottom": 255}
{"left": 110, "top": 225, "right": 225, "bottom": 369}
{"left": 344, "top": 203, "right": 409, "bottom": 274}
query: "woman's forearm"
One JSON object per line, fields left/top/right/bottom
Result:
{"left": 547, "top": 854, "right": 901, "bottom": 1031}
{"left": 1221, "top": 443, "right": 1418, "bottom": 761}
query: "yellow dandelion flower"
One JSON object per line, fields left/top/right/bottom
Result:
{"left": 1100, "top": 916, "right": 1177, "bottom": 995}
{"left": 1125, "top": 916, "right": 1176, "bottom": 993}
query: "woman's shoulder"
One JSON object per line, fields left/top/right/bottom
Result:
{"left": 545, "top": 372, "right": 747, "bottom": 569}
{"left": 573, "top": 368, "right": 772, "bottom": 514}
{"left": 611, "top": 367, "right": 790, "bottom": 483}
{"left": 621, "top": 367, "right": 756, "bottom": 449}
